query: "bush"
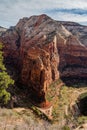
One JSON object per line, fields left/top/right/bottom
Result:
{"left": 62, "top": 125, "right": 70, "bottom": 130}
{"left": 0, "top": 42, "right": 14, "bottom": 104}
{"left": 78, "top": 116, "right": 87, "bottom": 124}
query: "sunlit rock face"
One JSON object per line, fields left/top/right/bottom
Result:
{"left": 1, "top": 14, "right": 87, "bottom": 106}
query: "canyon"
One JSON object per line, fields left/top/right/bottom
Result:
{"left": 0, "top": 14, "right": 87, "bottom": 107}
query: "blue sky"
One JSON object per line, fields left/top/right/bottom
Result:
{"left": 0, "top": 0, "right": 87, "bottom": 28}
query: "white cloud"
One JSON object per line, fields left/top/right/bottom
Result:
{"left": 51, "top": 12, "right": 87, "bottom": 23}
{"left": 0, "top": 0, "right": 87, "bottom": 27}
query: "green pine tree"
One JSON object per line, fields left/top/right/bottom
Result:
{"left": 0, "top": 43, "right": 14, "bottom": 104}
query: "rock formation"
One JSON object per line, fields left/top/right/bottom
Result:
{"left": 0, "top": 26, "right": 7, "bottom": 36}
{"left": 0, "top": 14, "right": 87, "bottom": 107}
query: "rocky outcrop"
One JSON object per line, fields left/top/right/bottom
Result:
{"left": 1, "top": 14, "right": 87, "bottom": 107}
{"left": 61, "top": 21, "right": 87, "bottom": 46}
{"left": 0, "top": 26, "right": 7, "bottom": 36}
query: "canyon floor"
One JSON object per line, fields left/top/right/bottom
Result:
{"left": 1, "top": 79, "right": 87, "bottom": 130}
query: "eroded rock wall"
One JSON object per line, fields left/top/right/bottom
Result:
{"left": 1, "top": 14, "right": 87, "bottom": 106}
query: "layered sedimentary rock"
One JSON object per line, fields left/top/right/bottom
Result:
{"left": 1, "top": 14, "right": 87, "bottom": 106}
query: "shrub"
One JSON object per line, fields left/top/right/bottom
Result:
{"left": 62, "top": 125, "right": 70, "bottom": 130}
{"left": 0, "top": 42, "right": 14, "bottom": 104}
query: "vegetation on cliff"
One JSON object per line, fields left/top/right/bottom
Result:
{"left": 0, "top": 43, "right": 14, "bottom": 104}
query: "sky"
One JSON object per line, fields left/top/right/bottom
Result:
{"left": 0, "top": 0, "right": 87, "bottom": 28}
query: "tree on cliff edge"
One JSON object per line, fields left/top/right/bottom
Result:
{"left": 0, "top": 43, "right": 14, "bottom": 104}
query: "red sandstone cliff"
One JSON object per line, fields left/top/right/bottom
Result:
{"left": 0, "top": 14, "right": 87, "bottom": 107}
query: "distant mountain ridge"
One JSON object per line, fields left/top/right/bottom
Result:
{"left": 0, "top": 26, "right": 7, "bottom": 36}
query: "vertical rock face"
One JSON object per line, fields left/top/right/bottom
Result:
{"left": 1, "top": 14, "right": 87, "bottom": 106}
{"left": 21, "top": 48, "right": 52, "bottom": 104}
